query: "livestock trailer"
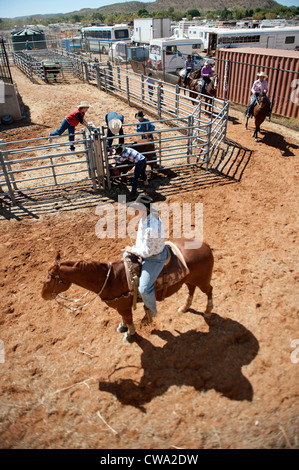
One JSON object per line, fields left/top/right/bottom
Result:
{"left": 187, "top": 26, "right": 299, "bottom": 54}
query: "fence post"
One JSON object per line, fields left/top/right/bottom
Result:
{"left": 157, "top": 84, "right": 162, "bottom": 119}
{"left": 205, "top": 122, "right": 212, "bottom": 171}
{"left": 84, "top": 62, "right": 89, "bottom": 83}
{"left": 103, "top": 68, "right": 108, "bottom": 93}
{"left": 82, "top": 128, "right": 92, "bottom": 179}
{"left": 141, "top": 74, "right": 144, "bottom": 103}
{"left": 175, "top": 85, "right": 180, "bottom": 116}
{"left": 187, "top": 115, "right": 194, "bottom": 164}
{"left": 0, "top": 151, "right": 16, "bottom": 204}
{"left": 223, "top": 59, "right": 230, "bottom": 100}
{"left": 0, "top": 139, "right": 17, "bottom": 190}
{"left": 126, "top": 76, "right": 130, "bottom": 105}
{"left": 108, "top": 61, "right": 114, "bottom": 90}
{"left": 117, "top": 66, "right": 121, "bottom": 90}
{"left": 96, "top": 65, "right": 102, "bottom": 90}
{"left": 93, "top": 129, "right": 105, "bottom": 190}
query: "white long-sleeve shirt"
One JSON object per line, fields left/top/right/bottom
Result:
{"left": 131, "top": 214, "right": 165, "bottom": 258}
{"left": 251, "top": 79, "right": 268, "bottom": 95}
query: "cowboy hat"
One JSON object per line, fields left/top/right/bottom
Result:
{"left": 135, "top": 111, "right": 144, "bottom": 119}
{"left": 127, "top": 194, "right": 158, "bottom": 212}
{"left": 115, "top": 144, "right": 125, "bottom": 155}
{"left": 109, "top": 118, "right": 122, "bottom": 135}
{"left": 77, "top": 101, "right": 93, "bottom": 108}
{"left": 257, "top": 72, "right": 268, "bottom": 78}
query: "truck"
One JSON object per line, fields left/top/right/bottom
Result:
{"left": 109, "top": 41, "right": 149, "bottom": 63}
{"left": 148, "top": 37, "right": 208, "bottom": 73}
{"left": 131, "top": 18, "right": 171, "bottom": 45}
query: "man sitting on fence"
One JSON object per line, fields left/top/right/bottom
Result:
{"left": 114, "top": 145, "right": 148, "bottom": 197}
{"left": 49, "top": 101, "right": 92, "bottom": 151}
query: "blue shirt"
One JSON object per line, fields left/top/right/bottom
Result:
{"left": 136, "top": 118, "right": 155, "bottom": 135}
{"left": 114, "top": 147, "right": 146, "bottom": 164}
{"left": 185, "top": 59, "right": 194, "bottom": 70}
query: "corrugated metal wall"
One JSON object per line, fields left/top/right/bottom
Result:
{"left": 215, "top": 48, "right": 299, "bottom": 119}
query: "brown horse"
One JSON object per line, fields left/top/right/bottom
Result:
{"left": 41, "top": 239, "right": 214, "bottom": 342}
{"left": 189, "top": 74, "right": 218, "bottom": 104}
{"left": 177, "top": 68, "right": 202, "bottom": 95}
{"left": 245, "top": 91, "right": 270, "bottom": 142}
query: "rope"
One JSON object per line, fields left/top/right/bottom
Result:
{"left": 54, "top": 262, "right": 112, "bottom": 313}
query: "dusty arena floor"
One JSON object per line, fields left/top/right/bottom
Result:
{"left": 0, "top": 67, "right": 298, "bottom": 450}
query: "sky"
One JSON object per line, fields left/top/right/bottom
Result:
{"left": 0, "top": 0, "right": 298, "bottom": 18}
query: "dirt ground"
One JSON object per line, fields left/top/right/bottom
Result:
{"left": 0, "top": 66, "right": 298, "bottom": 450}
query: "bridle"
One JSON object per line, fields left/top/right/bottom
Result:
{"left": 47, "top": 261, "right": 112, "bottom": 312}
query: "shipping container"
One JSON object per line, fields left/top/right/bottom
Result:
{"left": 215, "top": 47, "right": 299, "bottom": 119}
{"left": 131, "top": 18, "right": 171, "bottom": 45}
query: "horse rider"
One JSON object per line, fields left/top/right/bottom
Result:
{"left": 105, "top": 111, "right": 124, "bottom": 154}
{"left": 200, "top": 60, "right": 214, "bottom": 94}
{"left": 124, "top": 194, "right": 168, "bottom": 320}
{"left": 246, "top": 71, "right": 271, "bottom": 118}
{"left": 183, "top": 55, "right": 195, "bottom": 86}
{"left": 114, "top": 145, "right": 148, "bottom": 197}
{"left": 135, "top": 111, "right": 155, "bottom": 140}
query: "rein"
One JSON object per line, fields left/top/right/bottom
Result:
{"left": 49, "top": 262, "right": 112, "bottom": 313}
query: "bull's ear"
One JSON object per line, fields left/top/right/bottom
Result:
{"left": 55, "top": 251, "right": 61, "bottom": 263}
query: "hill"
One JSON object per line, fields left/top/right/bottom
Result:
{"left": 1, "top": 0, "right": 284, "bottom": 20}
{"left": 81, "top": 0, "right": 281, "bottom": 15}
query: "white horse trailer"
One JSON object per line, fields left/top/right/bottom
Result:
{"left": 148, "top": 37, "right": 205, "bottom": 73}
{"left": 187, "top": 26, "right": 299, "bottom": 53}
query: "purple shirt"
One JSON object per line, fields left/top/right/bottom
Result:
{"left": 201, "top": 65, "right": 212, "bottom": 77}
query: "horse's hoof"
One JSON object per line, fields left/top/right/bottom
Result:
{"left": 117, "top": 322, "right": 128, "bottom": 333}
{"left": 255, "top": 138, "right": 258, "bottom": 142}
{"left": 204, "top": 299, "right": 214, "bottom": 315}
{"left": 123, "top": 331, "right": 134, "bottom": 343}
{"left": 178, "top": 306, "right": 187, "bottom": 314}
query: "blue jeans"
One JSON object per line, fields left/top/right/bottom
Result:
{"left": 247, "top": 94, "right": 271, "bottom": 116}
{"left": 50, "top": 118, "right": 75, "bottom": 148}
{"left": 131, "top": 159, "right": 147, "bottom": 194}
{"left": 200, "top": 76, "right": 211, "bottom": 94}
{"left": 183, "top": 68, "right": 192, "bottom": 85}
{"left": 139, "top": 247, "right": 168, "bottom": 314}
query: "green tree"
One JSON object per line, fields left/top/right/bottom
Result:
{"left": 186, "top": 9, "right": 200, "bottom": 18}
{"left": 92, "top": 12, "right": 105, "bottom": 23}
{"left": 137, "top": 8, "right": 150, "bottom": 18}
{"left": 253, "top": 11, "right": 266, "bottom": 20}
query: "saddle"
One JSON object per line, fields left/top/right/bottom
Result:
{"left": 124, "top": 242, "right": 190, "bottom": 309}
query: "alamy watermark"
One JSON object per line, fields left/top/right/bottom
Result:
{"left": 0, "top": 340, "right": 4, "bottom": 364}
{"left": 290, "top": 339, "right": 299, "bottom": 364}
{"left": 95, "top": 195, "right": 203, "bottom": 248}
{"left": 291, "top": 79, "right": 299, "bottom": 105}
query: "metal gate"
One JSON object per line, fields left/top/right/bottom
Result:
{"left": 0, "top": 129, "right": 102, "bottom": 204}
